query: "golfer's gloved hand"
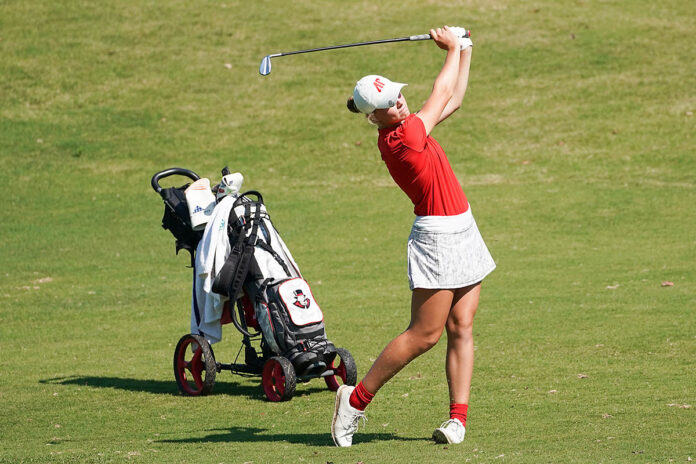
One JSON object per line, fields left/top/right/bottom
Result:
{"left": 448, "top": 26, "right": 472, "bottom": 50}
{"left": 448, "top": 26, "right": 467, "bottom": 37}
{"left": 459, "top": 36, "right": 473, "bottom": 50}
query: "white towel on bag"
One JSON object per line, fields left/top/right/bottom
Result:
{"left": 190, "top": 195, "right": 236, "bottom": 343}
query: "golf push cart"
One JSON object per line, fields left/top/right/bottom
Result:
{"left": 151, "top": 167, "right": 357, "bottom": 401}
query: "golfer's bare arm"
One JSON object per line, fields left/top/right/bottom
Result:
{"left": 416, "top": 27, "right": 461, "bottom": 136}
{"left": 438, "top": 47, "right": 472, "bottom": 123}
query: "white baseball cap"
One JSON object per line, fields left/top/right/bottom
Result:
{"left": 352, "top": 75, "right": 407, "bottom": 113}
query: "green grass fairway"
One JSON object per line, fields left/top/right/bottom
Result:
{"left": 1, "top": 0, "right": 694, "bottom": 462}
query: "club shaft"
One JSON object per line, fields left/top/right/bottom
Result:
{"left": 260, "top": 30, "right": 470, "bottom": 75}
{"left": 277, "top": 37, "right": 414, "bottom": 57}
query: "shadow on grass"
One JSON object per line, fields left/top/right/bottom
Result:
{"left": 158, "top": 426, "right": 424, "bottom": 446}
{"left": 40, "top": 375, "right": 183, "bottom": 395}
{"left": 39, "top": 375, "right": 330, "bottom": 400}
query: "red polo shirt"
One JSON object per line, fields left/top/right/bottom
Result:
{"left": 377, "top": 114, "right": 468, "bottom": 216}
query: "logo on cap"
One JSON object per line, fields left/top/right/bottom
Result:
{"left": 373, "top": 78, "right": 385, "bottom": 93}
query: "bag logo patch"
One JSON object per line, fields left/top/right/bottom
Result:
{"left": 278, "top": 278, "right": 324, "bottom": 326}
{"left": 292, "top": 289, "right": 311, "bottom": 309}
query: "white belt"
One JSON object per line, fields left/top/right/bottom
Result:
{"left": 412, "top": 207, "right": 473, "bottom": 234}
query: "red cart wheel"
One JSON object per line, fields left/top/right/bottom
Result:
{"left": 262, "top": 356, "right": 296, "bottom": 402}
{"left": 173, "top": 334, "right": 217, "bottom": 396}
{"left": 325, "top": 347, "right": 357, "bottom": 391}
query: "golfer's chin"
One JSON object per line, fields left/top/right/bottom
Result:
{"left": 389, "top": 110, "right": 410, "bottom": 126}
{"left": 375, "top": 107, "right": 410, "bottom": 128}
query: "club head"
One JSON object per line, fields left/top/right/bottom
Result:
{"left": 259, "top": 55, "right": 272, "bottom": 76}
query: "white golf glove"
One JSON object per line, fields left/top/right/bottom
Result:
{"left": 459, "top": 36, "right": 473, "bottom": 50}
{"left": 449, "top": 26, "right": 468, "bottom": 37}
{"left": 448, "top": 26, "right": 473, "bottom": 50}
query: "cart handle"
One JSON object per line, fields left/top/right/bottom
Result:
{"left": 151, "top": 167, "right": 200, "bottom": 194}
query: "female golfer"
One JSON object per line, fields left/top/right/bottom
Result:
{"left": 331, "top": 26, "right": 495, "bottom": 447}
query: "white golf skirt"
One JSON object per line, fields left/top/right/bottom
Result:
{"left": 407, "top": 208, "right": 496, "bottom": 290}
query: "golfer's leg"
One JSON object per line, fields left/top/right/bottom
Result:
{"left": 361, "top": 288, "right": 454, "bottom": 394}
{"left": 445, "top": 283, "right": 481, "bottom": 404}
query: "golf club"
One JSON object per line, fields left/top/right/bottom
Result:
{"left": 259, "top": 30, "right": 470, "bottom": 76}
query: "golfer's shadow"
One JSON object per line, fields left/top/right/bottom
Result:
{"left": 159, "top": 426, "right": 423, "bottom": 446}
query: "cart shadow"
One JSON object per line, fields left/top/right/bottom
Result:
{"left": 40, "top": 375, "right": 330, "bottom": 400}
{"left": 158, "top": 426, "right": 424, "bottom": 446}
{"left": 40, "top": 376, "right": 178, "bottom": 394}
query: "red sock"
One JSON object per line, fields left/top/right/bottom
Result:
{"left": 450, "top": 403, "right": 468, "bottom": 426}
{"left": 349, "top": 382, "right": 374, "bottom": 411}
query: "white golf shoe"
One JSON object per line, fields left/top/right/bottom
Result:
{"left": 331, "top": 385, "right": 366, "bottom": 447}
{"left": 432, "top": 418, "right": 466, "bottom": 444}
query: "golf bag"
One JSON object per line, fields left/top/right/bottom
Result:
{"left": 212, "top": 192, "right": 334, "bottom": 376}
